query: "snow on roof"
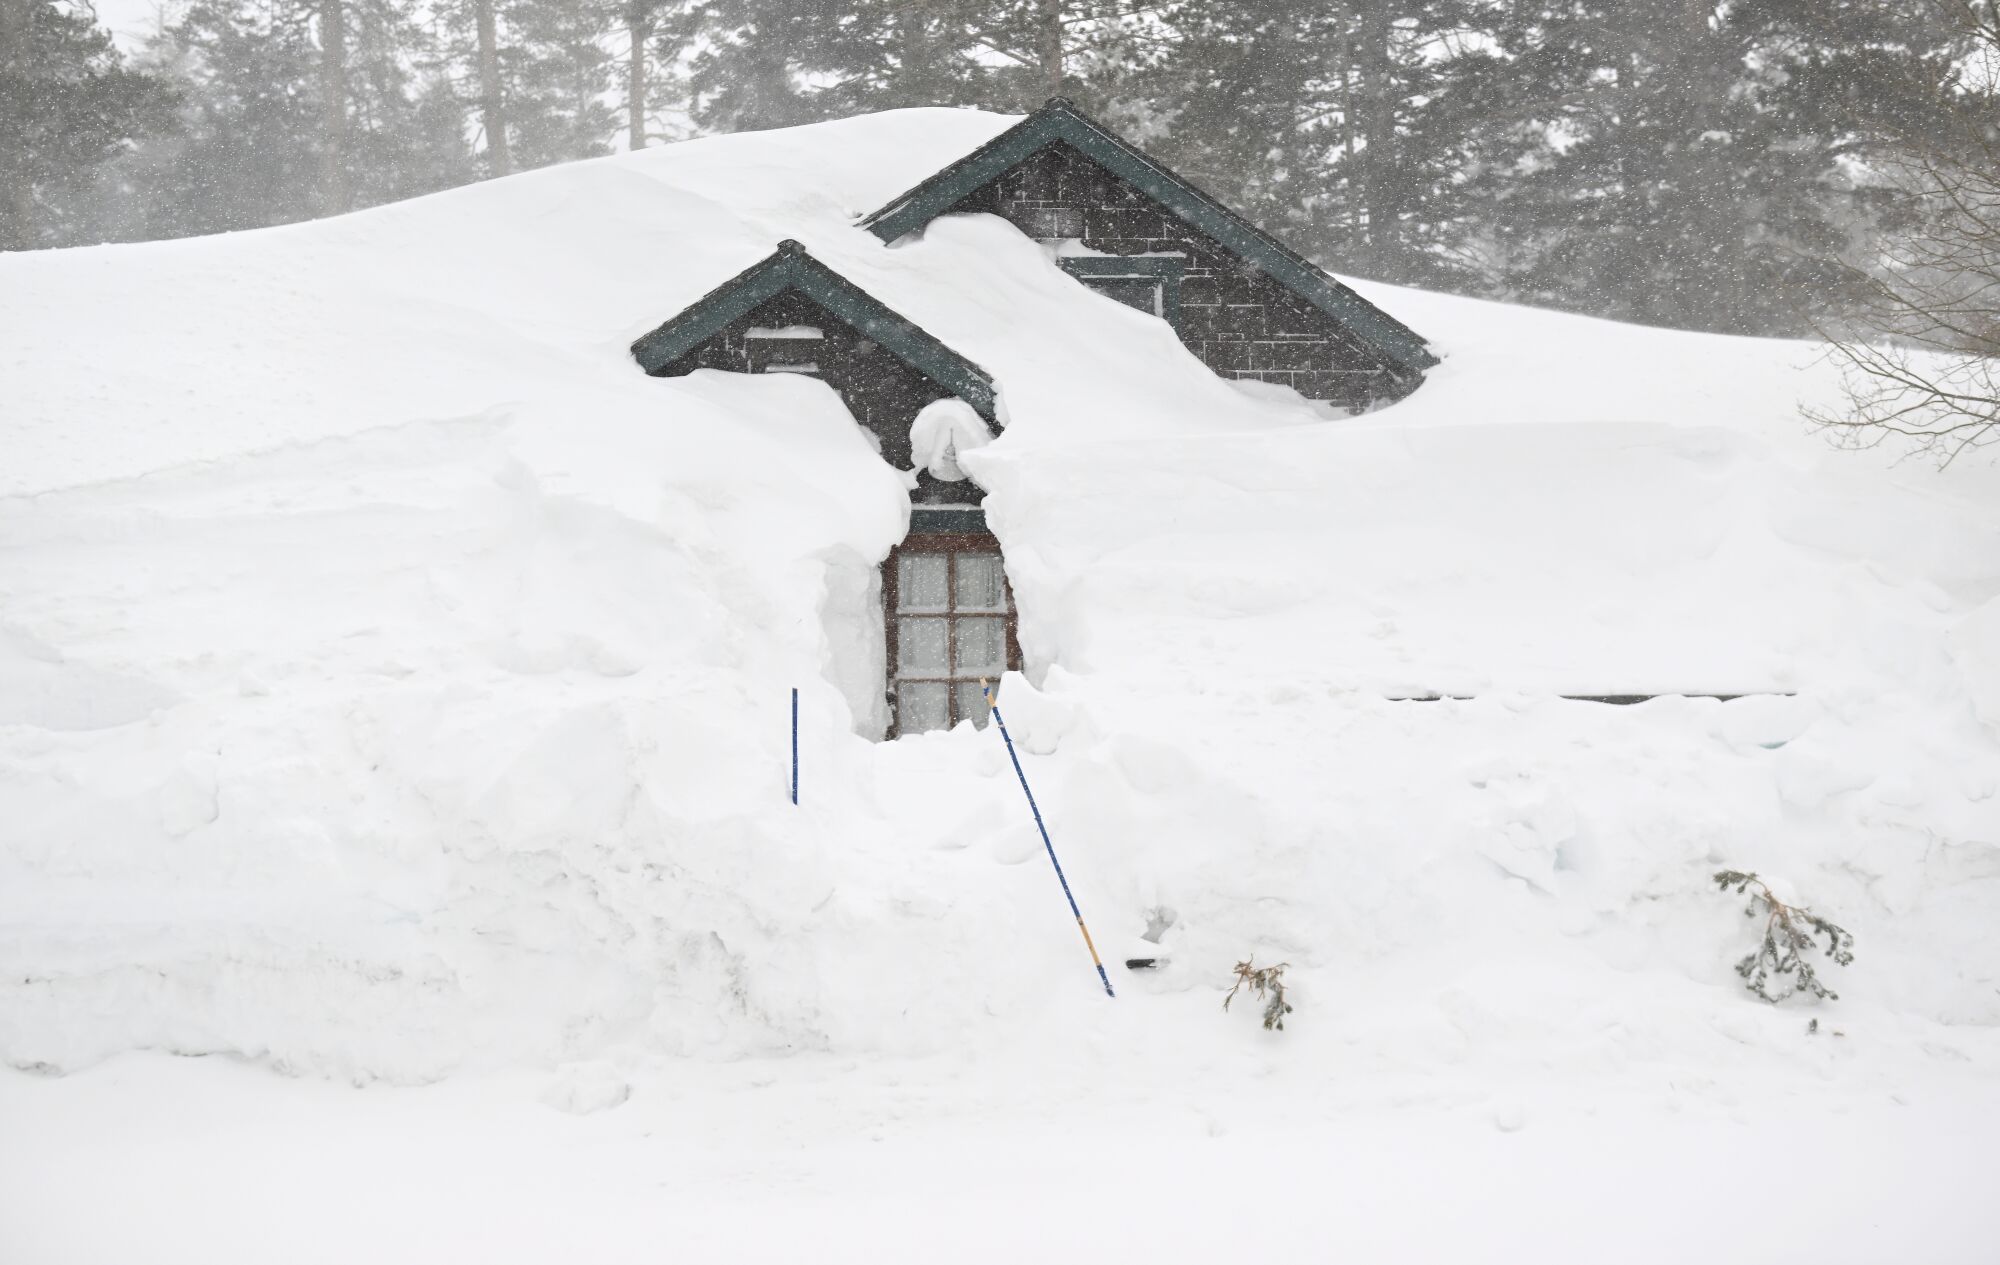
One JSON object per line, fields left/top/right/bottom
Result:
{"left": 2, "top": 108, "right": 1998, "bottom": 1085}
{"left": 0, "top": 102, "right": 1947, "bottom": 494}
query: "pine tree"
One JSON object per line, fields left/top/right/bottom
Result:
{"left": 500, "top": 0, "right": 619, "bottom": 167}
{"left": 0, "top": 0, "right": 178, "bottom": 249}
{"left": 682, "top": 0, "right": 1166, "bottom": 132}
{"left": 1130, "top": 0, "right": 1506, "bottom": 289}
{"left": 435, "top": 0, "right": 625, "bottom": 172}
{"left": 130, "top": 0, "right": 326, "bottom": 236}
{"left": 116, "top": 0, "right": 476, "bottom": 239}
{"left": 343, "top": 0, "right": 478, "bottom": 203}
{"left": 1468, "top": 0, "right": 1964, "bottom": 335}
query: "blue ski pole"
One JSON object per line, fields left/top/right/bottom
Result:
{"left": 981, "top": 679, "right": 1114, "bottom": 999}
{"left": 790, "top": 687, "right": 798, "bottom": 806}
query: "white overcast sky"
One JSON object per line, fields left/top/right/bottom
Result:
{"left": 93, "top": 0, "right": 175, "bottom": 49}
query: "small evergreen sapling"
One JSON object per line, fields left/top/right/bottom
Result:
{"left": 1224, "top": 959, "right": 1293, "bottom": 1030}
{"left": 1713, "top": 870, "right": 1855, "bottom": 1003}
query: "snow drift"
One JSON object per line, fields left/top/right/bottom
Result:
{"left": 2, "top": 108, "right": 1998, "bottom": 1087}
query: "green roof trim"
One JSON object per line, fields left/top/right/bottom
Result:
{"left": 909, "top": 505, "right": 989, "bottom": 534}
{"left": 861, "top": 99, "right": 1438, "bottom": 376}
{"left": 630, "top": 240, "right": 998, "bottom": 420}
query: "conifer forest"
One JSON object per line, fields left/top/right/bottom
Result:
{"left": 4, "top": 0, "right": 1997, "bottom": 339}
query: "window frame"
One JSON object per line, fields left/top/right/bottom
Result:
{"left": 1058, "top": 255, "right": 1186, "bottom": 329}
{"left": 883, "top": 531, "right": 1022, "bottom": 737}
{"left": 743, "top": 336, "right": 828, "bottom": 376}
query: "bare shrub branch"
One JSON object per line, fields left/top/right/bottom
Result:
{"left": 1804, "top": 1, "right": 2000, "bottom": 465}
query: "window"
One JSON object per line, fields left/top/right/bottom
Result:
{"left": 885, "top": 533, "right": 1019, "bottom": 736}
{"left": 1058, "top": 256, "right": 1185, "bottom": 328}
{"left": 744, "top": 326, "right": 827, "bottom": 377}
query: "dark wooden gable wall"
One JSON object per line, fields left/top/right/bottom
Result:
{"left": 653, "top": 288, "right": 981, "bottom": 506}
{"left": 946, "top": 141, "right": 1407, "bottom": 412}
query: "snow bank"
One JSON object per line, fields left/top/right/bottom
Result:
{"left": 2, "top": 108, "right": 1997, "bottom": 1087}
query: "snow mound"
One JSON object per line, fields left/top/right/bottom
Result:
{"left": 2, "top": 107, "right": 1998, "bottom": 1086}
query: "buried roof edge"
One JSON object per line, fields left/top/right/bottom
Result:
{"left": 860, "top": 99, "right": 1438, "bottom": 377}
{"left": 629, "top": 240, "right": 999, "bottom": 420}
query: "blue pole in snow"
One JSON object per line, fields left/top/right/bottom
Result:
{"left": 981, "top": 679, "right": 1115, "bottom": 999}
{"left": 790, "top": 688, "right": 798, "bottom": 805}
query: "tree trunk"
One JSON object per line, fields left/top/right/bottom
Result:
{"left": 475, "top": 0, "right": 510, "bottom": 175}
{"left": 1339, "top": 22, "right": 1358, "bottom": 240}
{"left": 318, "top": 0, "right": 349, "bottom": 215}
{"left": 1038, "top": 0, "right": 1063, "bottom": 101}
{"left": 895, "top": 4, "right": 932, "bottom": 102}
{"left": 1356, "top": 0, "right": 1395, "bottom": 272}
{"left": 0, "top": 0, "right": 34, "bottom": 247}
{"left": 0, "top": 0, "right": 24, "bottom": 65}
{"left": 625, "top": 1, "right": 649, "bottom": 150}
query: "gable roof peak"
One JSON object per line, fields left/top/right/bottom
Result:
{"left": 629, "top": 242, "right": 997, "bottom": 419}
{"left": 858, "top": 99, "right": 1436, "bottom": 376}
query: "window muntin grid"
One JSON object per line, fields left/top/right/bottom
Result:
{"left": 888, "top": 539, "right": 1017, "bottom": 736}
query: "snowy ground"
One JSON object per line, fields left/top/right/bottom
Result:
{"left": 6, "top": 1043, "right": 2000, "bottom": 1263}
{"left": 3, "top": 107, "right": 1999, "bottom": 1260}
{"left": 11, "top": 1040, "right": 2000, "bottom": 1265}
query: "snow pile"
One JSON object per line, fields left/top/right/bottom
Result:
{"left": 2, "top": 108, "right": 1998, "bottom": 1087}
{"left": 908, "top": 397, "right": 991, "bottom": 483}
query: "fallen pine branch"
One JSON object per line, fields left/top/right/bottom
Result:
{"left": 1224, "top": 958, "right": 1293, "bottom": 1031}
{"left": 1714, "top": 870, "right": 1855, "bottom": 1003}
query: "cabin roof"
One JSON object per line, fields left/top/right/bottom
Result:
{"left": 629, "top": 240, "right": 999, "bottom": 420}
{"left": 859, "top": 99, "right": 1438, "bottom": 378}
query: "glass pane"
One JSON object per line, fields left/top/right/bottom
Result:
{"left": 897, "top": 554, "right": 948, "bottom": 612}
{"left": 898, "top": 618, "right": 949, "bottom": 673}
{"left": 956, "top": 682, "right": 993, "bottom": 730}
{"left": 898, "top": 682, "right": 948, "bottom": 734}
{"left": 954, "top": 553, "right": 1007, "bottom": 612}
{"left": 955, "top": 618, "right": 1007, "bottom": 676}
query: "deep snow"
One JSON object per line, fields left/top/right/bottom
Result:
{"left": 3, "top": 107, "right": 1999, "bottom": 1261}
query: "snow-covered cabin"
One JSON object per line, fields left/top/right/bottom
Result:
{"left": 629, "top": 98, "right": 1435, "bottom": 736}
{"left": 4, "top": 98, "right": 1996, "bottom": 1128}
